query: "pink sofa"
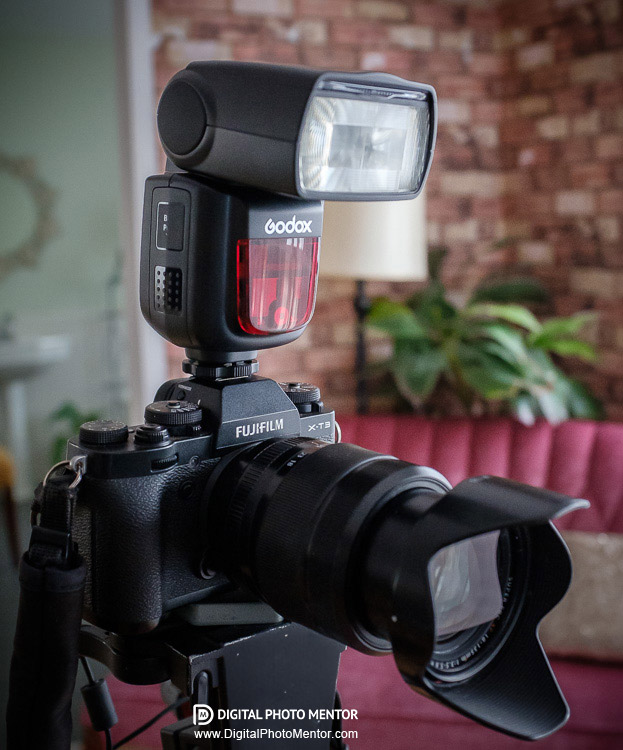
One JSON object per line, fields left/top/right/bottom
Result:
{"left": 86, "top": 417, "right": 623, "bottom": 749}
{"left": 336, "top": 416, "right": 623, "bottom": 750}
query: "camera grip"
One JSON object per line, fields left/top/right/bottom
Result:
{"left": 74, "top": 474, "right": 165, "bottom": 632}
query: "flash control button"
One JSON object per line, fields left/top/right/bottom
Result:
{"left": 156, "top": 201, "right": 185, "bottom": 251}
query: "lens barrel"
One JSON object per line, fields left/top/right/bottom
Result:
{"left": 208, "top": 438, "right": 450, "bottom": 653}
{"left": 206, "top": 436, "right": 587, "bottom": 740}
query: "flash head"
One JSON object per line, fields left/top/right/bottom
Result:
{"left": 157, "top": 62, "right": 437, "bottom": 201}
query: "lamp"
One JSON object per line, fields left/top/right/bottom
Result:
{"left": 320, "top": 195, "right": 428, "bottom": 413}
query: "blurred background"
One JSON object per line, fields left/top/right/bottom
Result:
{"left": 0, "top": 0, "right": 621, "bottom": 748}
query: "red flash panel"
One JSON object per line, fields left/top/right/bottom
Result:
{"left": 237, "top": 237, "right": 320, "bottom": 335}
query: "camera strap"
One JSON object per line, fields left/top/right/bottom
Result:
{"left": 28, "top": 458, "right": 83, "bottom": 567}
{"left": 6, "top": 459, "right": 87, "bottom": 750}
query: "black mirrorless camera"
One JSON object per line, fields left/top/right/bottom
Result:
{"left": 26, "top": 62, "right": 588, "bottom": 746}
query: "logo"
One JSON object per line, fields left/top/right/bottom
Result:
{"left": 235, "top": 417, "right": 284, "bottom": 439}
{"left": 193, "top": 704, "right": 215, "bottom": 726}
{"left": 264, "top": 216, "right": 312, "bottom": 235}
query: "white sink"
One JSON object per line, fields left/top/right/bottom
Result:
{"left": 0, "top": 334, "right": 71, "bottom": 381}
{"left": 0, "top": 334, "right": 72, "bottom": 499}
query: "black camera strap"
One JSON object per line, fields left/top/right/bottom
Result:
{"left": 6, "top": 459, "right": 87, "bottom": 750}
{"left": 28, "top": 460, "right": 82, "bottom": 567}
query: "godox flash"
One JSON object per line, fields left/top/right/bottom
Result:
{"left": 141, "top": 62, "right": 437, "bottom": 369}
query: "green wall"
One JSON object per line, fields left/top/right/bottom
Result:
{"left": 0, "top": 17, "right": 122, "bottom": 314}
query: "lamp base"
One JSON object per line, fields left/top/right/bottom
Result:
{"left": 354, "top": 280, "right": 371, "bottom": 415}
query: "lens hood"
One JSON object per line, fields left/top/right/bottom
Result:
{"left": 381, "top": 476, "right": 589, "bottom": 740}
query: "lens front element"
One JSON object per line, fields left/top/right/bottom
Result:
{"left": 429, "top": 530, "right": 503, "bottom": 640}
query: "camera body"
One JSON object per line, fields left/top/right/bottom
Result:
{"left": 68, "top": 376, "right": 335, "bottom": 634}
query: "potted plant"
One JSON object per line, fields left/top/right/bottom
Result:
{"left": 367, "top": 249, "right": 602, "bottom": 425}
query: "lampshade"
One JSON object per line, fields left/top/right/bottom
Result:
{"left": 319, "top": 195, "right": 428, "bottom": 281}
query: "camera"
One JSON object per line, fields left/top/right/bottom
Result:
{"left": 12, "top": 62, "right": 586, "bottom": 748}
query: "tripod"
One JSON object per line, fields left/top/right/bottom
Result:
{"left": 80, "top": 603, "right": 349, "bottom": 749}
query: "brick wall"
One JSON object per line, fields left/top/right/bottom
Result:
{"left": 497, "top": 0, "right": 623, "bottom": 420}
{"left": 152, "top": 0, "right": 623, "bottom": 419}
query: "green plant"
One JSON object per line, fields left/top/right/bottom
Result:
{"left": 367, "top": 249, "right": 602, "bottom": 425}
{"left": 49, "top": 402, "right": 102, "bottom": 464}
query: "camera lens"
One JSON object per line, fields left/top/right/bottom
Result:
{"left": 207, "top": 437, "right": 450, "bottom": 653}
{"left": 206, "top": 436, "right": 583, "bottom": 740}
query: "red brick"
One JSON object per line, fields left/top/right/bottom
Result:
{"left": 561, "top": 136, "right": 593, "bottom": 163}
{"left": 426, "top": 51, "right": 465, "bottom": 75}
{"left": 570, "top": 51, "right": 621, "bottom": 84}
{"left": 517, "top": 143, "right": 554, "bottom": 167}
{"left": 232, "top": 40, "right": 298, "bottom": 62}
{"left": 331, "top": 18, "right": 386, "bottom": 44}
{"left": 553, "top": 86, "right": 590, "bottom": 114}
{"left": 502, "top": 0, "right": 553, "bottom": 27}
{"left": 472, "top": 100, "right": 505, "bottom": 124}
{"left": 516, "top": 94, "right": 552, "bottom": 117}
{"left": 436, "top": 75, "right": 488, "bottom": 100}
{"left": 466, "top": 7, "right": 500, "bottom": 30}
{"left": 604, "top": 22, "right": 623, "bottom": 49}
{"left": 602, "top": 244, "right": 623, "bottom": 269}
{"left": 500, "top": 119, "right": 536, "bottom": 144}
{"left": 356, "top": 0, "right": 408, "bottom": 20}
{"left": 297, "top": 0, "right": 354, "bottom": 18}
{"left": 596, "top": 134, "right": 623, "bottom": 160}
{"left": 598, "top": 190, "right": 623, "bottom": 214}
{"left": 301, "top": 45, "right": 357, "bottom": 68}
{"left": 530, "top": 63, "right": 569, "bottom": 92}
{"left": 594, "top": 81, "right": 623, "bottom": 108}
{"left": 533, "top": 165, "right": 569, "bottom": 191}
{"left": 472, "top": 198, "right": 504, "bottom": 219}
{"left": 412, "top": 4, "right": 460, "bottom": 29}
{"left": 505, "top": 193, "right": 555, "bottom": 218}
{"left": 427, "top": 196, "right": 467, "bottom": 221}
{"left": 572, "top": 25, "right": 604, "bottom": 57}
{"left": 359, "top": 49, "right": 414, "bottom": 74}
{"left": 436, "top": 141, "right": 476, "bottom": 169}
{"left": 570, "top": 163, "right": 612, "bottom": 189}
{"left": 516, "top": 41, "right": 554, "bottom": 70}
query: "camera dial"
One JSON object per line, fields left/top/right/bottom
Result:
{"left": 144, "top": 401, "right": 202, "bottom": 436}
{"left": 79, "top": 420, "right": 129, "bottom": 446}
{"left": 279, "top": 382, "right": 323, "bottom": 413}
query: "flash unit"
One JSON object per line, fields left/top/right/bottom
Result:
{"left": 157, "top": 62, "right": 437, "bottom": 201}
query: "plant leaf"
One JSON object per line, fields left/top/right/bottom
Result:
{"left": 391, "top": 345, "right": 446, "bottom": 400}
{"left": 367, "top": 298, "right": 428, "bottom": 340}
{"left": 465, "top": 303, "right": 541, "bottom": 332}
{"left": 470, "top": 277, "right": 550, "bottom": 305}
{"left": 540, "top": 338, "right": 597, "bottom": 361}
{"left": 531, "top": 385, "right": 571, "bottom": 424}
{"left": 554, "top": 376, "right": 604, "bottom": 420}
{"left": 465, "top": 322, "right": 529, "bottom": 363}
{"left": 456, "top": 342, "right": 521, "bottom": 399}
{"left": 528, "top": 313, "right": 596, "bottom": 347}
{"left": 512, "top": 393, "right": 539, "bottom": 426}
